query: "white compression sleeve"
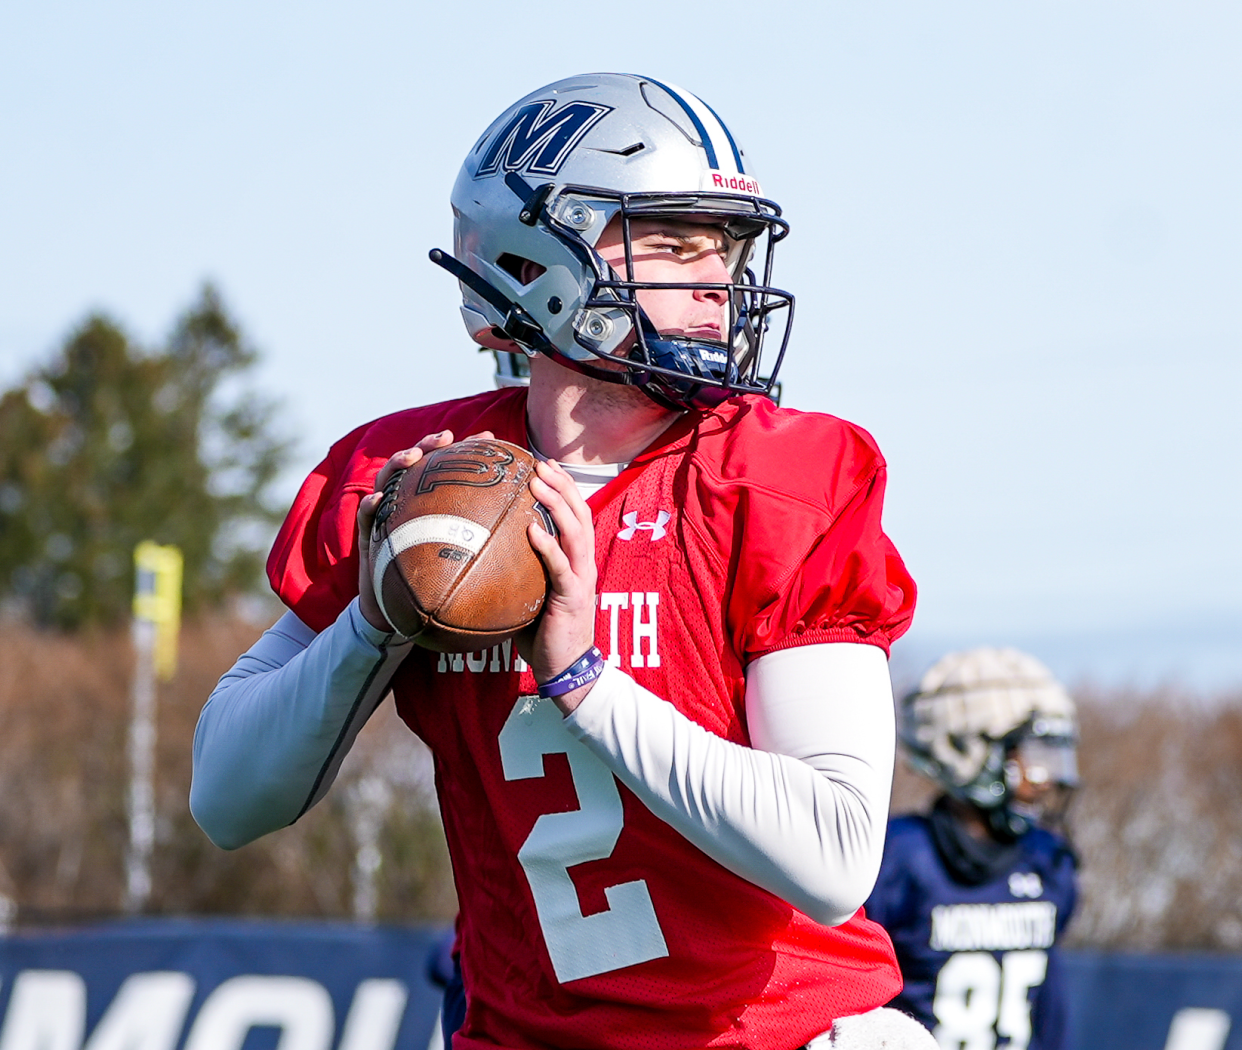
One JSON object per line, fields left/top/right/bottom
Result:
{"left": 190, "top": 600, "right": 412, "bottom": 849}
{"left": 563, "top": 642, "right": 895, "bottom": 926}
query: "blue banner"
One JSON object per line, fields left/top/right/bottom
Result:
{"left": 0, "top": 918, "right": 445, "bottom": 1050}
{"left": 1064, "top": 951, "right": 1242, "bottom": 1050}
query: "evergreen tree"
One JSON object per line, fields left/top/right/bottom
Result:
{"left": 0, "top": 285, "right": 290, "bottom": 629}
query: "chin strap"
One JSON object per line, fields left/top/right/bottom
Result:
{"left": 618, "top": 308, "right": 740, "bottom": 410}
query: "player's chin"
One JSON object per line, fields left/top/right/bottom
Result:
{"left": 676, "top": 327, "right": 725, "bottom": 344}
{"left": 590, "top": 346, "right": 634, "bottom": 373}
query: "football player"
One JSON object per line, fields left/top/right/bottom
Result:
{"left": 865, "top": 648, "right": 1080, "bottom": 1050}
{"left": 192, "top": 73, "right": 932, "bottom": 1049}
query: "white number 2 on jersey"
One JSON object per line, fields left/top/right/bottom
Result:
{"left": 932, "top": 950, "right": 1048, "bottom": 1050}
{"left": 498, "top": 694, "right": 669, "bottom": 984}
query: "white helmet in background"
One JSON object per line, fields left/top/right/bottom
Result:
{"left": 900, "top": 647, "right": 1079, "bottom": 837}
{"left": 434, "top": 73, "right": 794, "bottom": 411}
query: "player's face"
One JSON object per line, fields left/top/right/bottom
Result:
{"left": 1008, "top": 753, "right": 1054, "bottom": 805}
{"left": 595, "top": 218, "right": 734, "bottom": 343}
{"left": 1005, "top": 739, "right": 1076, "bottom": 826}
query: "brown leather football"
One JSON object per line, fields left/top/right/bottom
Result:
{"left": 368, "top": 438, "right": 552, "bottom": 652}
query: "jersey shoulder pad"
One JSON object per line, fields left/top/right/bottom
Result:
{"left": 702, "top": 397, "right": 886, "bottom": 512}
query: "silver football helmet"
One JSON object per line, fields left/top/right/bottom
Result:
{"left": 433, "top": 73, "right": 794, "bottom": 411}
{"left": 900, "top": 647, "right": 1079, "bottom": 837}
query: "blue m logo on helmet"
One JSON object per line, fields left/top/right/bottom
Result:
{"left": 475, "top": 99, "right": 612, "bottom": 178}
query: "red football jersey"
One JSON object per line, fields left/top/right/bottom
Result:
{"left": 269, "top": 387, "right": 917, "bottom": 1050}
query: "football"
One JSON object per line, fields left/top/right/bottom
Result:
{"left": 368, "top": 438, "right": 552, "bottom": 652}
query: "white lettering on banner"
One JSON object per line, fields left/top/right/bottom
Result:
{"left": 434, "top": 594, "right": 662, "bottom": 674}
{"left": 0, "top": 972, "right": 408, "bottom": 1050}
{"left": 337, "top": 980, "right": 409, "bottom": 1050}
{"left": 930, "top": 901, "right": 1057, "bottom": 952}
{"left": 183, "top": 976, "right": 332, "bottom": 1050}
{"left": 630, "top": 592, "right": 660, "bottom": 668}
{"left": 1165, "top": 1008, "right": 1231, "bottom": 1050}
{"left": 0, "top": 970, "right": 85, "bottom": 1050}
{"left": 83, "top": 973, "right": 196, "bottom": 1050}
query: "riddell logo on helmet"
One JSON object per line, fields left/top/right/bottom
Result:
{"left": 704, "top": 171, "right": 763, "bottom": 196}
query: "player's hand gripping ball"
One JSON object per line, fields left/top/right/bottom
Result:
{"left": 369, "top": 438, "right": 553, "bottom": 652}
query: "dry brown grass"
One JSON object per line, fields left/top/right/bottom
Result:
{"left": 0, "top": 615, "right": 455, "bottom": 925}
{"left": 1066, "top": 687, "right": 1242, "bottom": 950}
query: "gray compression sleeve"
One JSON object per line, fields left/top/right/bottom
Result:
{"left": 190, "top": 600, "right": 413, "bottom": 849}
{"left": 563, "top": 642, "right": 895, "bottom": 926}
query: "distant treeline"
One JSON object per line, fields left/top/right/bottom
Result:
{"left": 0, "top": 615, "right": 455, "bottom": 926}
{"left": 2, "top": 615, "right": 1239, "bottom": 948}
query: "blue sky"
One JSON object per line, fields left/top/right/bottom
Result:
{"left": 2, "top": 2, "right": 1238, "bottom": 692}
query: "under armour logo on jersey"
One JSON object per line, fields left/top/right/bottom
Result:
{"left": 618, "top": 511, "right": 671, "bottom": 541}
{"left": 1009, "top": 871, "right": 1043, "bottom": 898}
{"left": 476, "top": 100, "right": 613, "bottom": 178}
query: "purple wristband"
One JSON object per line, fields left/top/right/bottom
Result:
{"left": 537, "top": 646, "right": 605, "bottom": 699}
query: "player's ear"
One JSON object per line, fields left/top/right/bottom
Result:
{"left": 518, "top": 259, "right": 546, "bottom": 285}
{"left": 495, "top": 254, "right": 546, "bottom": 287}
{"left": 484, "top": 328, "right": 523, "bottom": 352}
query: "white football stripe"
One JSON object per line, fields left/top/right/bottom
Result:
{"left": 372, "top": 542, "right": 396, "bottom": 627}
{"left": 371, "top": 514, "right": 492, "bottom": 617}
{"left": 389, "top": 514, "right": 491, "bottom": 555}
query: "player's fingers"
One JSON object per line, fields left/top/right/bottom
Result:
{"left": 527, "top": 519, "right": 572, "bottom": 586}
{"left": 354, "top": 491, "right": 394, "bottom": 630}
{"left": 527, "top": 464, "right": 592, "bottom": 577}
{"left": 531, "top": 461, "right": 593, "bottom": 553}
{"left": 420, "top": 429, "right": 456, "bottom": 451}
{"left": 363, "top": 429, "right": 458, "bottom": 549}
{"left": 357, "top": 489, "right": 384, "bottom": 525}
{"left": 543, "top": 459, "right": 591, "bottom": 518}
{"left": 372, "top": 430, "right": 455, "bottom": 493}
{"left": 530, "top": 482, "right": 593, "bottom": 577}
{"left": 355, "top": 489, "right": 386, "bottom": 547}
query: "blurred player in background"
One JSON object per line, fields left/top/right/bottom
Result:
{"left": 865, "top": 648, "right": 1080, "bottom": 1050}
{"left": 192, "top": 73, "right": 931, "bottom": 1048}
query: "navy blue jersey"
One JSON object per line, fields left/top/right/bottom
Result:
{"left": 865, "top": 812, "right": 1078, "bottom": 1050}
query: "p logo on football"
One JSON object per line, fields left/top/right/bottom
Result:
{"left": 415, "top": 443, "right": 514, "bottom": 494}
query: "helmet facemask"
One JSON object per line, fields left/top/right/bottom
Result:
{"left": 458, "top": 180, "right": 794, "bottom": 411}
{"left": 999, "top": 724, "right": 1079, "bottom": 838}
{"left": 571, "top": 190, "right": 793, "bottom": 410}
